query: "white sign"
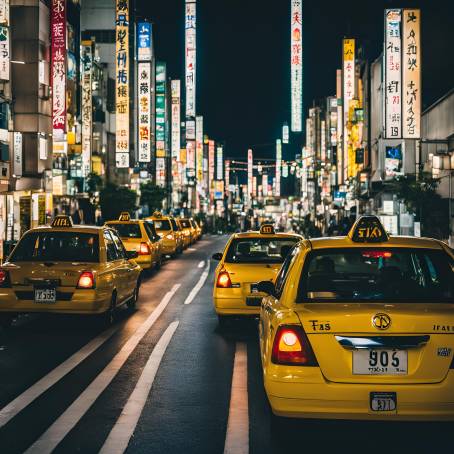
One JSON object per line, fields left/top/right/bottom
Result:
{"left": 81, "top": 42, "right": 92, "bottom": 177}
{"left": 247, "top": 148, "right": 253, "bottom": 201}
{"left": 39, "top": 136, "right": 48, "bottom": 160}
{"left": 290, "top": 0, "right": 302, "bottom": 132}
{"left": 138, "top": 62, "right": 151, "bottom": 162}
{"left": 262, "top": 174, "right": 268, "bottom": 196}
{"left": 0, "top": 0, "right": 9, "bottom": 26}
{"left": 196, "top": 116, "right": 203, "bottom": 184}
{"left": 185, "top": 1, "right": 196, "bottom": 118}
{"left": 282, "top": 123, "right": 289, "bottom": 144}
{"left": 216, "top": 145, "right": 223, "bottom": 180}
{"left": 171, "top": 80, "right": 181, "bottom": 160}
{"left": 402, "top": 9, "right": 421, "bottom": 139}
{"left": 13, "top": 132, "right": 22, "bottom": 177}
{"left": 0, "top": 25, "right": 9, "bottom": 81}
{"left": 276, "top": 139, "right": 282, "bottom": 197}
{"left": 115, "top": 0, "right": 130, "bottom": 168}
{"left": 186, "top": 119, "right": 195, "bottom": 140}
{"left": 385, "top": 9, "right": 402, "bottom": 138}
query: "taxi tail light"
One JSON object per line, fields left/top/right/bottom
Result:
{"left": 216, "top": 270, "right": 232, "bottom": 288}
{"left": 166, "top": 234, "right": 173, "bottom": 240}
{"left": 0, "top": 270, "right": 11, "bottom": 288}
{"left": 139, "top": 242, "right": 151, "bottom": 255}
{"left": 77, "top": 271, "right": 95, "bottom": 289}
{"left": 271, "top": 325, "right": 318, "bottom": 366}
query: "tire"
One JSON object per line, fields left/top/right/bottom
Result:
{"left": 127, "top": 279, "right": 140, "bottom": 310}
{"left": 218, "top": 315, "right": 228, "bottom": 328}
{"left": 99, "top": 293, "right": 116, "bottom": 326}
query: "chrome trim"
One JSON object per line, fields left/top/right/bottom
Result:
{"left": 335, "top": 335, "right": 430, "bottom": 350}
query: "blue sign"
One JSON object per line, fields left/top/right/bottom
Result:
{"left": 137, "top": 22, "right": 152, "bottom": 61}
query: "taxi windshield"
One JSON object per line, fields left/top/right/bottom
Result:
{"left": 299, "top": 248, "right": 454, "bottom": 303}
{"left": 9, "top": 231, "right": 99, "bottom": 263}
{"left": 225, "top": 238, "right": 298, "bottom": 264}
{"left": 106, "top": 223, "right": 141, "bottom": 238}
{"left": 154, "top": 220, "right": 171, "bottom": 231}
{"left": 179, "top": 219, "right": 191, "bottom": 228}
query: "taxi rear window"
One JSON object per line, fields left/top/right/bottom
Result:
{"left": 106, "top": 223, "right": 141, "bottom": 239}
{"left": 225, "top": 238, "right": 298, "bottom": 264}
{"left": 298, "top": 248, "right": 454, "bottom": 303}
{"left": 179, "top": 219, "right": 191, "bottom": 228}
{"left": 154, "top": 220, "right": 171, "bottom": 231}
{"left": 9, "top": 232, "right": 99, "bottom": 263}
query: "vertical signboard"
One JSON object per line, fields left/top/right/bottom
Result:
{"left": 81, "top": 41, "right": 92, "bottom": 177}
{"left": 290, "top": 0, "right": 303, "bottom": 132}
{"left": 115, "top": 0, "right": 129, "bottom": 167}
{"left": 51, "top": 0, "right": 66, "bottom": 142}
{"left": 247, "top": 149, "right": 253, "bottom": 202}
{"left": 384, "top": 9, "right": 402, "bottom": 138}
{"left": 155, "top": 62, "right": 166, "bottom": 157}
{"left": 0, "top": 25, "right": 8, "bottom": 81}
{"left": 137, "top": 62, "right": 151, "bottom": 162}
{"left": 225, "top": 160, "right": 230, "bottom": 197}
{"left": 262, "top": 174, "right": 268, "bottom": 197}
{"left": 185, "top": 1, "right": 196, "bottom": 118}
{"left": 171, "top": 80, "right": 181, "bottom": 159}
{"left": 137, "top": 22, "right": 151, "bottom": 61}
{"left": 216, "top": 145, "right": 223, "bottom": 180}
{"left": 208, "top": 140, "right": 215, "bottom": 201}
{"left": 196, "top": 116, "right": 203, "bottom": 184}
{"left": 342, "top": 39, "right": 355, "bottom": 181}
{"left": 402, "top": 9, "right": 421, "bottom": 139}
{"left": 282, "top": 123, "right": 289, "bottom": 144}
{"left": 0, "top": 1, "right": 9, "bottom": 26}
{"left": 276, "top": 139, "right": 282, "bottom": 197}
{"left": 336, "top": 69, "right": 342, "bottom": 184}
{"left": 13, "top": 132, "right": 22, "bottom": 177}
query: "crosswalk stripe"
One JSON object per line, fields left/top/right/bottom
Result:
{"left": 99, "top": 320, "right": 179, "bottom": 454}
{"left": 183, "top": 262, "right": 210, "bottom": 305}
{"left": 0, "top": 324, "right": 118, "bottom": 428}
{"left": 25, "top": 283, "right": 181, "bottom": 454}
{"left": 224, "top": 342, "right": 249, "bottom": 454}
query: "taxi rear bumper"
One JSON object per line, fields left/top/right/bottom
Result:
{"left": 134, "top": 255, "right": 154, "bottom": 269}
{"left": 266, "top": 370, "right": 454, "bottom": 421}
{"left": 0, "top": 288, "right": 112, "bottom": 315}
{"left": 214, "top": 296, "right": 261, "bottom": 315}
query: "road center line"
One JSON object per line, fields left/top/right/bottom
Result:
{"left": 224, "top": 342, "right": 249, "bottom": 454}
{"left": 99, "top": 321, "right": 180, "bottom": 454}
{"left": 25, "top": 283, "right": 181, "bottom": 454}
{"left": 198, "top": 260, "right": 205, "bottom": 268}
{"left": 188, "top": 247, "right": 197, "bottom": 251}
{"left": 0, "top": 325, "right": 118, "bottom": 428}
{"left": 183, "top": 262, "right": 210, "bottom": 305}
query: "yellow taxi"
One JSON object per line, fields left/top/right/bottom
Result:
{"left": 105, "top": 212, "right": 163, "bottom": 271}
{"left": 191, "top": 218, "right": 202, "bottom": 241}
{"left": 258, "top": 215, "right": 454, "bottom": 421}
{"left": 147, "top": 211, "right": 184, "bottom": 257}
{"left": 0, "top": 215, "right": 142, "bottom": 327}
{"left": 212, "top": 224, "right": 302, "bottom": 324}
{"left": 177, "top": 218, "right": 193, "bottom": 248}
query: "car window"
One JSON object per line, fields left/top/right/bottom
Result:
{"left": 154, "top": 219, "right": 171, "bottom": 231}
{"left": 104, "top": 231, "right": 119, "bottom": 261}
{"left": 170, "top": 219, "right": 179, "bottom": 231}
{"left": 275, "top": 246, "right": 298, "bottom": 296}
{"left": 144, "top": 222, "right": 157, "bottom": 240}
{"left": 225, "top": 238, "right": 299, "bottom": 264}
{"left": 179, "top": 219, "right": 191, "bottom": 229}
{"left": 106, "top": 223, "right": 141, "bottom": 238}
{"left": 298, "top": 248, "right": 454, "bottom": 303}
{"left": 9, "top": 231, "right": 100, "bottom": 263}
{"left": 109, "top": 230, "right": 127, "bottom": 259}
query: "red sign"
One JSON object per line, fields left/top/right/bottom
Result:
{"left": 51, "top": 0, "right": 66, "bottom": 140}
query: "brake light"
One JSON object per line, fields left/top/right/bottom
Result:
{"left": 271, "top": 325, "right": 318, "bottom": 366}
{"left": 362, "top": 250, "right": 392, "bottom": 259}
{"left": 216, "top": 270, "right": 232, "bottom": 288}
{"left": 166, "top": 234, "right": 173, "bottom": 240}
{"left": 139, "top": 242, "right": 151, "bottom": 255}
{"left": 77, "top": 271, "right": 95, "bottom": 289}
{"left": 0, "top": 270, "right": 10, "bottom": 288}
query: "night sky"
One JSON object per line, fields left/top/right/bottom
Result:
{"left": 139, "top": 0, "right": 454, "bottom": 160}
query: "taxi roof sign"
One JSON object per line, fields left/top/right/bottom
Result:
{"left": 118, "top": 212, "right": 131, "bottom": 221}
{"left": 349, "top": 215, "right": 389, "bottom": 243}
{"left": 152, "top": 211, "right": 163, "bottom": 218}
{"left": 51, "top": 215, "right": 73, "bottom": 228}
{"left": 260, "top": 224, "right": 275, "bottom": 235}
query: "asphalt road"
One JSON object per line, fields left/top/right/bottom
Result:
{"left": 0, "top": 235, "right": 452, "bottom": 454}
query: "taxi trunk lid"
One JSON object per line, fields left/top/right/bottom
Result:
{"left": 295, "top": 303, "right": 454, "bottom": 384}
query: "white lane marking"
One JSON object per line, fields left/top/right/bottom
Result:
{"left": 183, "top": 262, "right": 210, "bottom": 305}
{"left": 224, "top": 342, "right": 249, "bottom": 454}
{"left": 198, "top": 260, "right": 205, "bottom": 268}
{"left": 0, "top": 325, "right": 118, "bottom": 428}
{"left": 188, "top": 248, "right": 196, "bottom": 251}
{"left": 99, "top": 321, "right": 179, "bottom": 454}
{"left": 25, "top": 284, "right": 181, "bottom": 454}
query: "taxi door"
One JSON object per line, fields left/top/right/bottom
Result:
{"left": 110, "top": 229, "right": 137, "bottom": 299}
{"left": 103, "top": 230, "right": 128, "bottom": 304}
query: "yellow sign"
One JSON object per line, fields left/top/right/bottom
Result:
{"left": 260, "top": 224, "right": 275, "bottom": 235}
{"left": 118, "top": 212, "right": 130, "bottom": 221}
{"left": 350, "top": 216, "right": 388, "bottom": 243}
{"left": 51, "top": 215, "right": 73, "bottom": 228}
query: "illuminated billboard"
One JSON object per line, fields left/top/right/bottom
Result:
{"left": 216, "top": 145, "right": 223, "bottom": 180}
{"left": 196, "top": 116, "right": 203, "bottom": 184}
{"left": 342, "top": 38, "right": 355, "bottom": 181}
{"left": 171, "top": 80, "right": 181, "bottom": 160}
{"left": 247, "top": 148, "right": 253, "bottom": 202}
{"left": 155, "top": 62, "right": 166, "bottom": 158}
{"left": 137, "top": 62, "right": 151, "bottom": 162}
{"left": 185, "top": 1, "right": 196, "bottom": 118}
{"left": 290, "top": 0, "right": 303, "bottom": 132}
{"left": 137, "top": 22, "right": 152, "bottom": 62}
{"left": 81, "top": 41, "right": 92, "bottom": 176}
{"left": 276, "top": 139, "right": 282, "bottom": 197}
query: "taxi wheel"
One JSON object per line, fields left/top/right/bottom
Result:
{"left": 99, "top": 293, "right": 117, "bottom": 326}
{"left": 127, "top": 279, "right": 141, "bottom": 310}
{"left": 218, "top": 315, "right": 228, "bottom": 328}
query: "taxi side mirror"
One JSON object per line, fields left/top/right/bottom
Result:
{"left": 257, "top": 280, "right": 276, "bottom": 297}
{"left": 212, "top": 252, "right": 223, "bottom": 261}
{"left": 127, "top": 251, "right": 139, "bottom": 260}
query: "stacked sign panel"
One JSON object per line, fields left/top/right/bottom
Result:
{"left": 185, "top": 1, "right": 196, "bottom": 118}
{"left": 247, "top": 149, "right": 253, "bottom": 204}
{"left": 81, "top": 41, "right": 92, "bottom": 176}
{"left": 290, "top": 0, "right": 303, "bottom": 132}
{"left": 196, "top": 116, "right": 203, "bottom": 185}
{"left": 342, "top": 39, "right": 355, "bottom": 181}
{"left": 0, "top": 0, "right": 9, "bottom": 82}
{"left": 156, "top": 62, "right": 167, "bottom": 186}
{"left": 276, "top": 139, "right": 282, "bottom": 197}
{"left": 115, "top": 0, "right": 129, "bottom": 168}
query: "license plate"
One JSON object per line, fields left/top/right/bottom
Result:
{"left": 250, "top": 283, "right": 259, "bottom": 293}
{"left": 246, "top": 297, "right": 262, "bottom": 307}
{"left": 34, "top": 288, "right": 57, "bottom": 304}
{"left": 370, "top": 392, "right": 397, "bottom": 412}
{"left": 353, "top": 349, "right": 407, "bottom": 375}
